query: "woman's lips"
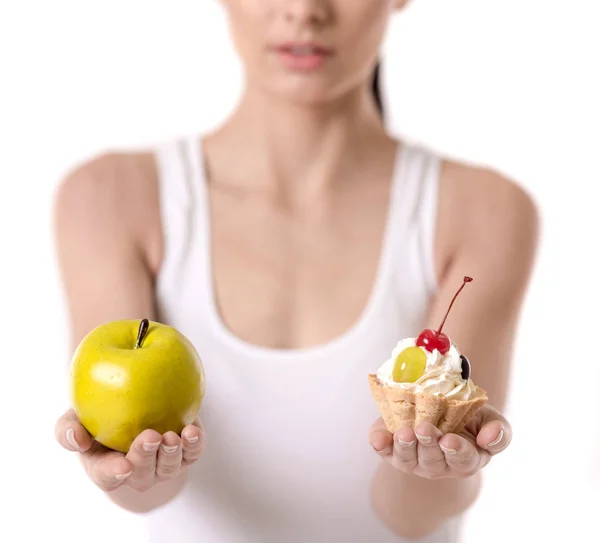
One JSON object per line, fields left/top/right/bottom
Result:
{"left": 274, "top": 42, "right": 334, "bottom": 71}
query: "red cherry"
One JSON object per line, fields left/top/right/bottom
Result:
{"left": 416, "top": 276, "right": 473, "bottom": 354}
{"left": 416, "top": 328, "right": 450, "bottom": 354}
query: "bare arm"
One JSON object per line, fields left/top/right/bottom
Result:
{"left": 427, "top": 165, "right": 539, "bottom": 410}
{"left": 54, "top": 154, "right": 158, "bottom": 344}
{"left": 54, "top": 152, "right": 192, "bottom": 512}
{"left": 371, "top": 166, "right": 540, "bottom": 539}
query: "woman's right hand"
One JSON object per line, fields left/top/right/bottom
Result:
{"left": 55, "top": 409, "right": 206, "bottom": 493}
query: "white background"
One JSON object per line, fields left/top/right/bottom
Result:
{"left": 1, "top": 1, "right": 599, "bottom": 542}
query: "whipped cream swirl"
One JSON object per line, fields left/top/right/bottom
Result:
{"left": 376, "top": 337, "right": 475, "bottom": 400}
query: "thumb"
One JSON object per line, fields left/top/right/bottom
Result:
{"left": 475, "top": 406, "right": 512, "bottom": 454}
{"left": 368, "top": 417, "right": 393, "bottom": 453}
{"left": 55, "top": 409, "right": 94, "bottom": 452}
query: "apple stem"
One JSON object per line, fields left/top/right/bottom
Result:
{"left": 436, "top": 276, "right": 473, "bottom": 335}
{"left": 134, "top": 319, "right": 150, "bottom": 349}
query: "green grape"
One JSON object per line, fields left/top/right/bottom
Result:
{"left": 392, "top": 346, "right": 427, "bottom": 383}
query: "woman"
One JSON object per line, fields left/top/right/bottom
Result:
{"left": 53, "top": 1, "right": 538, "bottom": 541}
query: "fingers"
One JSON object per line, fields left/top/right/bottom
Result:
{"left": 156, "top": 432, "right": 183, "bottom": 480}
{"left": 439, "top": 433, "right": 486, "bottom": 476}
{"left": 368, "top": 418, "right": 394, "bottom": 456}
{"left": 476, "top": 419, "right": 511, "bottom": 455}
{"left": 56, "top": 410, "right": 207, "bottom": 492}
{"left": 55, "top": 409, "right": 93, "bottom": 452}
{"left": 412, "top": 423, "right": 447, "bottom": 477}
{"left": 56, "top": 409, "right": 133, "bottom": 491}
{"left": 390, "top": 426, "right": 418, "bottom": 472}
{"left": 129, "top": 421, "right": 205, "bottom": 485}
{"left": 181, "top": 421, "right": 206, "bottom": 466}
{"left": 126, "top": 429, "right": 162, "bottom": 491}
{"left": 372, "top": 419, "right": 498, "bottom": 479}
{"left": 373, "top": 411, "right": 510, "bottom": 480}
{"left": 86, "top": 444, "right": 134, "bottom": 492}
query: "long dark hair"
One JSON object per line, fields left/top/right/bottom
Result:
{"left": 371, "top": 61, "right": 384, "bottom": 118}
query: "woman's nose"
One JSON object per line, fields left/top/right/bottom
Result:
{"left": 281, "top": 0, "right": 331, "bottom": 27}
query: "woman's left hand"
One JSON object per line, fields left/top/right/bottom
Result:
{"left": 368, "top": 404, "right": 511, "bottom": 480}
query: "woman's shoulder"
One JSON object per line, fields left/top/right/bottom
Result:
{"left": 54, "top": 147, "right": 162, "bottom": 273}
{"left": 440, "top": 158, "right": 539, "bottom": 236}
{"left": 59, "top": 147, "right": 157, "bottom": 192}
{"left": 56, "top": 131, "right": 203, "bottom": 202}
{"left": 434, "top": 156, "right": 540, "bottom": 283}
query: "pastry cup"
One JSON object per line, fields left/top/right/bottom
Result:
{"left": 368, "top": 374, "right": 488, "bottom": 435}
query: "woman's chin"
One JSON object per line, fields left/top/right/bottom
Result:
{"left": 255, "top": 80, "right": 365, "bottom": 111}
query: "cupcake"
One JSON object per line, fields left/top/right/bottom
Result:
{"left": 369, "top": 277, "right": 488, "bottom": 435}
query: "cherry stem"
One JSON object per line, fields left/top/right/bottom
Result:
{"left": 134, "top": 319, "right": 150, "bottom": 349}
{"left": 436, "top": 276, "right": 473, "bottom": 335}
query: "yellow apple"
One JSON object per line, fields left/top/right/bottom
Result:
{"left": 69, "top": 319, "right": 205, "bottom": 453}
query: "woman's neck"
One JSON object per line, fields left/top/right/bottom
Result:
{"left": 205, "top": 84, "right": 392, "bottom": 202}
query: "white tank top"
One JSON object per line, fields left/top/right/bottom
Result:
{"left": 146, "top": 136, "right": 461, "bottom": 542}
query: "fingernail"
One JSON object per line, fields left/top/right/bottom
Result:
{"left": 370, "top": 439, "right": 386, "bottom": 452}
{"left": 66, "top": 428, "right": 80, "bottom": 450}
{"left": 161, "top": 444, "right": 179, "bottom": 454}
{"left": 396, "top": 438, "right": 416, "bottom": 448}
{"left": 415, "top": 432, "right": 433, "bottom": 444}
{"left": 185, "top": 436, "right": 199, "bottom": 444}
{"left": 487, "top": 428, "right": 504, "bottom": 448}
{"left": 440, "top": 444, "right": 457, "bottom": 455}
{"left": 114, "top": 471, "right": 132, "bottom": 481}
{"left": 143, "top": 441, "right": 161, "bottom": 452}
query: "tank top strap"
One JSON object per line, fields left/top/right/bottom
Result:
{"left": 153, "top": 135, "right": 212, "bottom": 325}
{"left": 154, "top": 137, "right": 196, "bottom": 207}
{"left": 383, "top": 143, "right": 441, "bottom": 298}
{"left": 181, "top": 135, "right": 214, "bottom": 291}
{"left": 182, "top": 136, "right": 208, "bottom": 204}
